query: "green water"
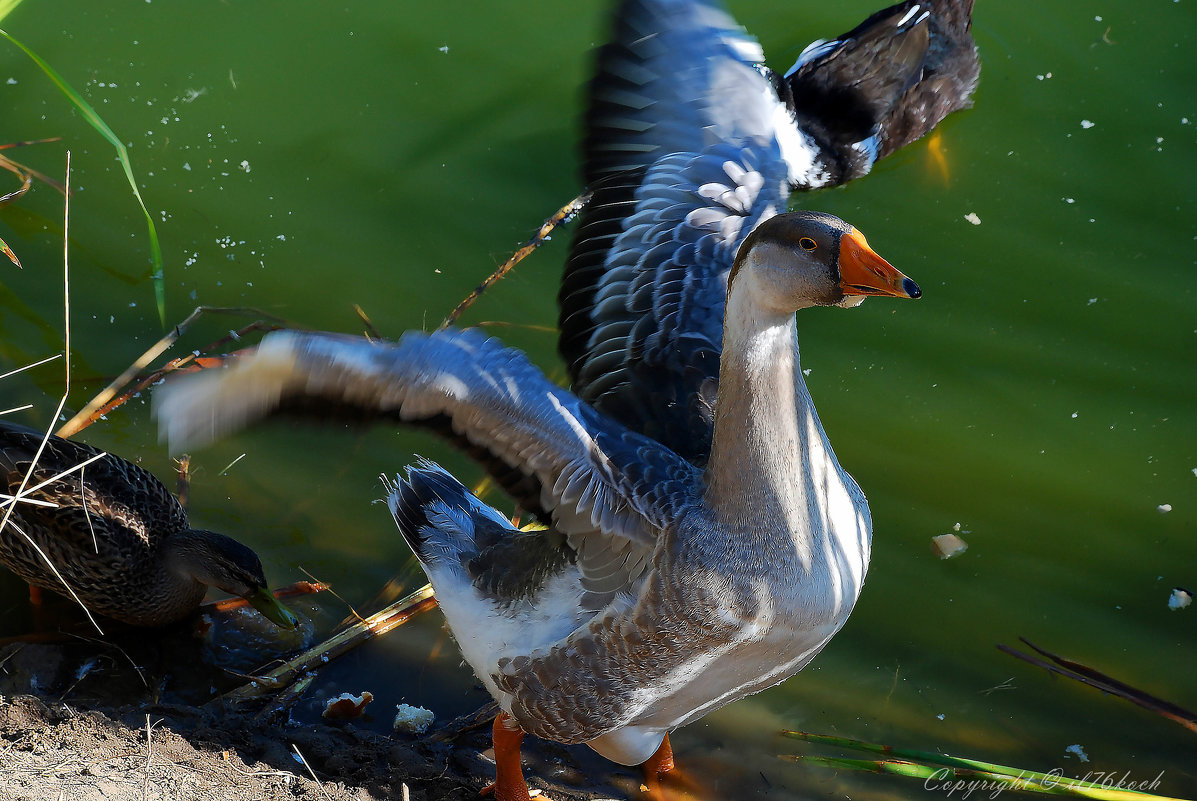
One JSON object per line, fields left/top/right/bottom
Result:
{"left": 1, "top": 1, "right": 1194, "bottom": 797}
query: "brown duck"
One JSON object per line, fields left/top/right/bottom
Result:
{"left": 0, "top": 421, "right": 297, "bottom": 629}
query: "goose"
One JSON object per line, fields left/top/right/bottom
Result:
{"left": 0, "top": 421, "right": 298, "bottom": 629}
{"left": 562, "top": 0, "right": 977, "bottom": 462}
{"left": 155, "top": 0, "right": 976, "bottom": 794}
{"left": 153, "top": 209, "right": 919, "bottom": 797}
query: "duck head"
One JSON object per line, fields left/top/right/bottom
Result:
{"left": 166, "top": 529, "right": 300, "bottom": 628}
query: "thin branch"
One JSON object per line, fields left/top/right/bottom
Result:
{"left": 0, "top": 353, "right": 60, "bottom": 381}
{"left": 1000, "top": 637, "right": 1197, "bottom": 733}
{"left": 291, "top": 745, "right": 332, "bottom": 801}
{"left": 439, "top": 191, "right": 590, "bottom": 329}
{"left": 219, "top": 584, "right": 436, "bottom": 704}
{"left": 1, "top": 404, "right": 35, "bottom": 416}
{"left": 57, "top": 307, "right": 285, "bottom": 437}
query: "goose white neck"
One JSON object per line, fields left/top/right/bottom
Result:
{"left": 704, "top": 269, "right": 814, "bottom": 524}
{"left": 703, "top": 267, "right": 869, "bottom": 591}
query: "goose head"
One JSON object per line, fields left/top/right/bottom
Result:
{"left": 728, "top": 211, "right": 919, "bottom": 314}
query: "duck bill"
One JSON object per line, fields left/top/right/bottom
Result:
{"left": 247, "top": 586, "right": 300, "bottom": 628}
{"left": 838, "top": 228, "right": 921, "bottom": 299}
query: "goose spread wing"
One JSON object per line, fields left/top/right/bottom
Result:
{"left": 153, "top": 328, "right": 701, "bottom": 590}
{"left": 580, "top": 0, "right": 787, "bottom": 184}
{"left": 786, "top": 0, "right": 979, "bottom": 172}
{"left": 561, "top": 142, "right": 788, "bottom": 465}
{"left": 561, "top": 0, "right": 812, "bottom": 463}
{"left": 560, "top": 0, "right": 978, "bottom": 463}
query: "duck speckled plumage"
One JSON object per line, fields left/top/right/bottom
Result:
{"left": 0, "top": 422, "right": 297, "bottom": 628}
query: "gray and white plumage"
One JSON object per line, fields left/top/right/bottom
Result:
{"left": 560, "top": 0, "right": 978, "bottom": 463}
{"left": 153, "top": 0, "right": 968, "bottom": 774}
{"left": 153, "top": 209, "right": 920, "bottom": 765}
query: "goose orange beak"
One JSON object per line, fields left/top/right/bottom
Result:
{"left": 838, "top": 228, "right": 921, "bottom": 299}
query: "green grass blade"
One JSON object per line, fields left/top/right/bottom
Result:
{"left": 0, "top": 0, "right": 25, "bottom": 24}
{"left": 783, "top": 732, "right": 1186, "bottom": 800}
{"left": 784, "top": 730, "right": 1033, "bottom": 776}
{"left": 784, "top": 730, "right": 1078, "bottom": 787}
{"left": 0, "top": 26, "right": 166, "bottom": 326}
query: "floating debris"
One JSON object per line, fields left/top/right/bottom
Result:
{"left": 393, "top": 703, "right": 436, "bottom": 734}
{"left": 1064, "top": 743, "right": 1090, "bottom": 762}
{"left": 1080, "top": 119, "right": 1095, "bottom": 129}
{"left": 964, "top": 212, "right": 981, "bottom": 225}
{"left": 322, "top": 691, "right": 374, "bottom": 720}
{"left": 1169, "top": 588, "right": 1192, "bottom": 611}
{"left": 1157, "top": 503, "right": 1172, "bottom": 514}
{"left": 931, "top": 532, "right": 968, "bottom": 560}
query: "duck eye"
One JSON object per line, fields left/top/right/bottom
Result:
{"left": 798, "top": 237, "right": 817, "bottom": 251}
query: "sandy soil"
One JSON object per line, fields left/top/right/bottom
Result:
{"left": 0, "top": 689, "right": 649, "bottom": 801}
{"left": 0, "top": 691, "right": 617, "bottom": 801}
{"left": 0, "top": 635, "right": 643, "bottom": 801}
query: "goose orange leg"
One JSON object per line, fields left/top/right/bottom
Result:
{"left": 640, "top": 733, "right": 675, "bottom": 799}
{"left": 480, "top": 712, "right": 531, "bottom": 801}
{"left": 641, "top": 734, "right": 702, "bottom": 800}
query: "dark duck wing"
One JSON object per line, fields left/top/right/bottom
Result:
{"left": 559, "top": 0, "right": 978, "bottom": 464}
{"left": 783, "top": 0, "right": 980, "bottom": 176}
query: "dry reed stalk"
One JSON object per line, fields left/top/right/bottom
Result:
{"left": 0, "top": 150, "right": 107, "bottom": 634}
{"left": 439, "top": 191, "right": 590, "bottom": 328}
{"left": 1001, "top": 637, "right": 1197, "bottom": 733}
{"left": 220, "top": 584, "right": 437, "bottom": 705}
{"left": 57, "top": 309, "right": 285, "bottom": 437}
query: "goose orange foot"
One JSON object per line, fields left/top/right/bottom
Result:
{"left": 640, "top": 734, "right": 702, "bottom": 801}
{"left": 479, "top": 716, "right": 699, "bottom": 801}
{"left": 480, "top": 712, "right": 532, "bottom": 801}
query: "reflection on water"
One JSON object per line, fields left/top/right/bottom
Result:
{"left": 1, "top": 0, "right": 1194, "bottom": 797}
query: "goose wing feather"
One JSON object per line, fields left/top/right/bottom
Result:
{"left": 581, "top": 0, "right": 784, "bottom": 183}
{"left": 562, "top": 142, "right": 788, "bottom": 464}
{"left": 153, "top": 328, "right": 701, "bottom": 597}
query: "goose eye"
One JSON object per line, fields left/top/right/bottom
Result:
{"left": 798, "top": 237, "right": 817, "bottom": 251}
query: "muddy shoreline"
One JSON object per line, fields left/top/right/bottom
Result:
{"left": 0, "top": 690, "right": 642, "bottom": 801}
{"left": 0, "top": 629, "right": 644, "bottom": 801}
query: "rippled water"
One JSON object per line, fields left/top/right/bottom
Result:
{"left": 1, "top": 1, "right": 1194, "bottom": 798}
